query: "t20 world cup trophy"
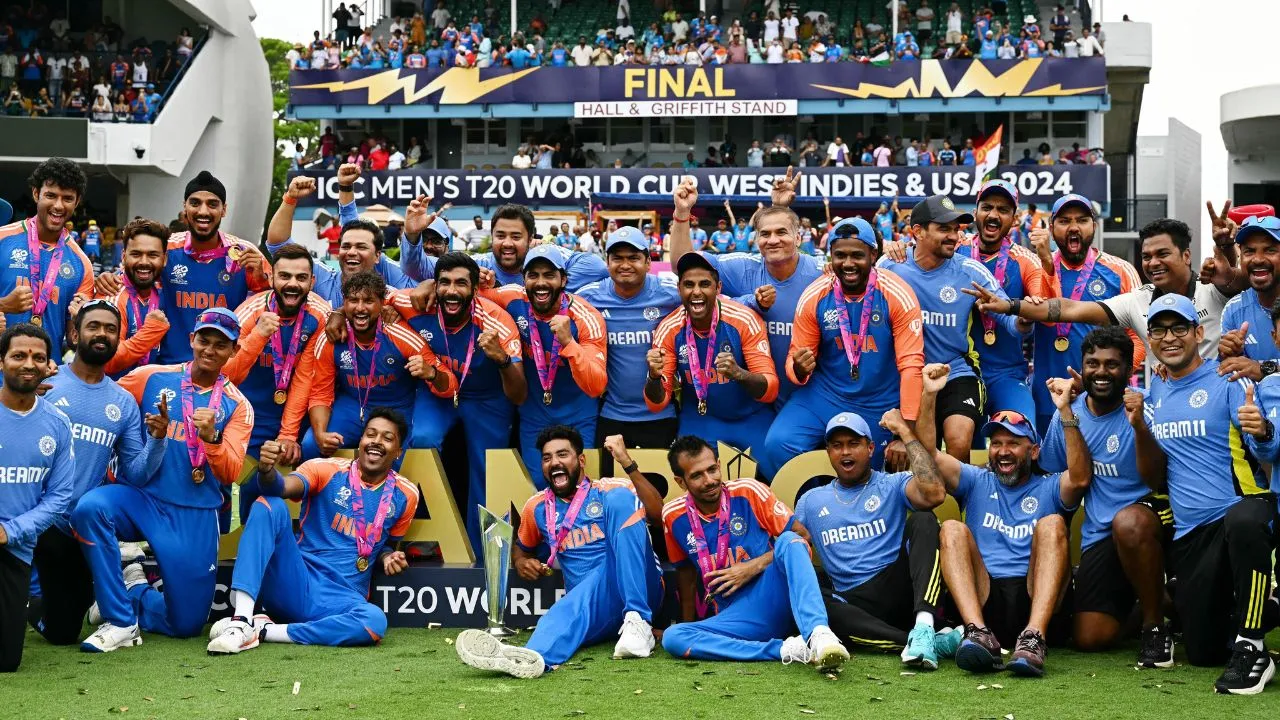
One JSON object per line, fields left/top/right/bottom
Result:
{"left": 478, "top": 505, "right": 515, "bottom": 637}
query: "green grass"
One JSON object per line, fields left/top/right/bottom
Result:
{"left": 10, "top": 626, "right": 1280, "bottom": 720}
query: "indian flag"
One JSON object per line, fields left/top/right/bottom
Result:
{"left": 974, "top": 125, "right": 1003, "bottom": 183}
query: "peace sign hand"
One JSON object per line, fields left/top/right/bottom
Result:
{"left": 1207, "top": 200, "right": 1237, "bottom": 246}
{"left": 961, "top": 281, "right": 1012, "bottom": 314}
{"left": 770, "top": 166, "right": 802, "bottom": 208}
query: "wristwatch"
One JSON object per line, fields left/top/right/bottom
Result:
{"left": 1261, "top": 360, "right": 1279, "bottom": 377}
{"left": 1060, "top": 416, "right": 1080, "bottom": 428}
{"left": 621, "top": 461, "right": 639, "bottom": 476}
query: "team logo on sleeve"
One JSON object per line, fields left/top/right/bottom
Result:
{"left": 864, "top": 495, "right": 881, "bottom": 512}
{"left": 773, "top": 500, "right": 787, "bottom": 516}
{"left": 339, "top": 351, "right": 354, "bottom": 370}
{"left": 729, "top": 515, "right": 747, "bottom": 536}
{"left": 939, "top": 285, "right": 958, "bottom": 303}
{"left": 105, "top": 404, "right": 121, "bottom": 422}
{"left": 909, "top": 318, "right": 922, "bottom": 334}
{"left": 1105, "top": 434, "right": 1120, "bottom": 454}
{"left": 643, "top": 307, "right": 661, "bottom": 321}
{"left": 334, "top": 485, "right": 351, "bottom": 508}
{"left": 169, "top": 265, "right": 189, "bottom": 285}
{"left": 823, "top": 309, "right": 840, "bottom": 330}
{"left": 1019, "top": 496, "right": 1039, "bottom": 515}
{"left": 1189, "top": 389, "right": 1209, "bottom": 409}
{"left": 9, "top": 248, "right": 28, "bottom": 268}
{"left": 585, "top": 500, "right": 604, "bottom": 518}
{"left": 1088, "top": 279, "right": 1106, "bottom": 297}
{"left": 38, "top": 435, "right": 57, "bottom": 456}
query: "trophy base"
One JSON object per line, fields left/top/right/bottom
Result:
{"left": 486, "top": 625, "right": 516, "bottom": 638}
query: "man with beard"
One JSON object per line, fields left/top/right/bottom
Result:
{"left": 29, "top": 301, "right": 166, "bottom": 649}
{"left": 302, "top": 271, "right": 456, "bottom": 466}
{"left": 386, "top": 252, "right": 526, "bottom": 553}
{"left": 659, "top": 436, "right": 849, "bottom": 671}
{"left": 0, "top": 323, "right": 75, "bottom": 672}
{"left": 1136, "top": 294, "right": 1276, "bottom": 694}
{"left": 880, "top": 195, "right": 1027, "bottom": 464}
{"left": 962, "top": 194, "right": 1143, "bottom": 435}
{"left": 577, "top": 226, "right": 681, "bottom": 471}
{"left": 1219, "top": 216, "right": 1280, "bottom": 380}
{"left": 222, "top": 244, "right": 332, "bottom": 521}
{"left": 0, "top": 158, "right": 95, "bottom": 359}
{"left": 485, "top": 246, "right": 608, "bottom": 488}
{"left": 920, "top": 363, "right": 1087, "bottom": 677}
{"left": 962, "top": 181, "right": 1052, "bottom": 419}
{"left": 101, "top": 218, "right": 169, "bottom": 377}
{"left": 795, "top": 410, "right": 959, "bottom": 669}
{"left": 647, "top": 252, "right": 777, "bottom": 460}
{"left": 454, "top": 426, "right": 662, "bottom": 678}
{"left": 74, "top": 308, "right": 254, "bottom": 651}
{"left": 402, "top": 203, "right": 607, "bottom": 292}
{"left": 206, "top": 410, "right": 418, "bottom": 653}
{"left": 668, "top": 171, "right": 824, "bottom": 406}
{"left": 757, "top": 217, "right": 924, "bottom": 478}
{"left": 1036, "top": 327, "right": 1174, "bottom": 666}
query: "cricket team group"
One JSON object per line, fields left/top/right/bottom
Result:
{"left": 1, "top": 155, "right": 1279, "bottom": 697}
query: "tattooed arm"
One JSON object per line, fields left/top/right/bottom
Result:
{"left": 883, "top": 409, "right": 947, "bottom": 510}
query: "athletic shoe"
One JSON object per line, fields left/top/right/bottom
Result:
{"left": 207, "top": 616, "right": 261, "bottom": 655}
{"left": 955, "top": 624, "right": 1003, "bottom": 673}
{"left": 807, "top": 625, "right": 849, "bottom": 672}
{"left": 210, "top": 613, "right": 272, "bottom": 642}
{"left": 1214, "top": 641, "right": 1276, "bottom": 695}
{"left": 118, "top": 541, "right": 146, "bottom": 565}
{"left": 86, "top": 563, "right": 149, "bottom": 626}
{"left": 612, "top": 611, "right": 655, "bottom": 659}
{"left": 80, "top": 622, "right": 142, "bottom": 653}
{"left": 780, "top": 635, "right": 812, "bottom": 665}
{"left": 901, "top": 623, "right": 939, "bottom": 670}
{"left": 455, "top": 629, "right": 545, "bottom": 679}
{"left": 1137, "top": 624, "right": 1175, "bottom": 669}
{"left": 1006, "top": 629, "right": 1047, "bottom": 677}
{"left": 934, "top": 626, "right": 963, "bottom": 659}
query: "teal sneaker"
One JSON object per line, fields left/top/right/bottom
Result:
{"left": 934, "top": 626, "right": 963, "bottom": 659}
{"left": 901, "top": 623, "right": 939, "bottom": 671}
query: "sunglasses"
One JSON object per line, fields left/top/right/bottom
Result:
{"left": 989, "top": 410, "right": 1030, "bottom": 426}
{"left": 80, "top": 298, "right": 117, "bottom": 313}
{"left": 196, "top": 310, "right": 240, "bottom": 332}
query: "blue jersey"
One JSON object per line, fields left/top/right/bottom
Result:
{"left": 577, "top": 275, "right": 681, "bottom": 422}
{"left": 690, "top": 228, "right": 709, "bottom": 250}
{"left": 292, "top": 458, "right": 418, "bottom": 594}
{"left": 879, "top": 251, "right": 1018, "bottom": 380}
{"left": 42, "top": 368, "right": 164, "bottom": 531}
{"left": 311, "top": 320, "right": 428, "bottom": 416}
{"left": 551, "top": 47, "right": 568, "bottom": 66}
{"left": 954, "top": 465, "right": 1071, "bottom": 579}
{"left": 82, "top": 228, "right": 102, "bottom": 255}
{"left": 1244, "top": 373, "right": 1280, "bottom": 490}
{"left": 0, "top": 220, "right": 96, "bottom": 359}
{"left": 517, "top": 478, "right": 648, "bottom": 590}
{"left": 157, "top": 232, "right": 266, "bottom": 364}
{"left": 873, "top": 212, "right": 895, "bottom": 242}
{"left": 1039, "top": 395, "right": 1144, "bottom": 550}
{"left": 732, "top": 226, "right": 755, "bottom": 253}
{"left": 662, "top": 479, "right": 794, "bottom": 611}
{"left": 1146, "top": 360, "right": 1265, "bottom": 538}
{"left": 426, "top": 47, "right": 446, "bottom": 67}
{"left": 0, "top": 396, "right": 76, "bottom": 565}
{"left": 398, "top": 296, "right": 524, "bottom": 403}
{"left": 1221, "top": 288, "right": 1279, "bottom": 361}
{"left": 717, "top": 253, "right": 825, "bottom": 402}
{"left": 794, "top": 472, "right": 913, "bottom": 591}
{"left": 710, "top": 230, "right": 734, "bottom": 253}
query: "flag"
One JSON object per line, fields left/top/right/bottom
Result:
{"left": 974, "top": 125, "right": 1003, "bottom": 183}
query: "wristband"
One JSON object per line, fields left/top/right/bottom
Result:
{"left": 672, "top": 215, "right": 690, "bottom": 223}
{"left": 282, "top": 195, "right": 297, "bottom": 206}
{"left": 1005, "top": 298, "right": 1021, "bottom": 317}
{"left": 338, "top": 183, "right": 355, "bottom": 193}
{"left": 621, "top": 461, "right": 639, "bottom": 476}
{"left": 496, "top": 356, "right": 512, "bottom": 369}
{"left": 1060, "top": 416, "right": 1080, "bottom": 428}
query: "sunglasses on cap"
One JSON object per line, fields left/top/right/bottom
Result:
{"left": 1241, "top": 215, "right": 1280, "bottom": 231}
{"left": 196, "top": 310, "right": 240, "bottom": 331}
{"left": 989, "top": 410, "right": 1030, "bottom": 425}
{"left": 79, "top": 298, "right": 117, "bottom": 313}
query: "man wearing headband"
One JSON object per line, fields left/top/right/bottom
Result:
{"left": 647, "top": 251, "right": 778, "bottom": 461}
{"left": 1137, "top": 294, "right": 1276, "bottom": 695}
{"left": 917, "top": 363, "right": 1087, "bottom": 678}
{"left": 74, "top": 307, "right": 254, "bottom": 651}
{"left": 1219, "top": 215, "right": 1280, "bottom": 381}
{"left": 757, "top": 217, "right": 924, "bottom": 477}
{"left": 100, "top": 218, "right": 169, "bottom": 377}
{"left": 0, "top": 158, "right": 95, "bottom": 359}
{"left": 29, "top": 301, "right": 166, "bottom": 650}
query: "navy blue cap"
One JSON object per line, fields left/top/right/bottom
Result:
{"left": 981, "top": 410, "right": 1039, "bottom": 443}
{"left": 824, "top": 412, "right": 873, "bottom": 441}
{"left": 676, "top": 250, "right": 721, "bottom": 277}
{"left": 828, "top": 217, "right": 878, "bottom": 250}
{"left": 523, "top": 244, "right": 566, "bottom": 271}
{"left": 1147, "top": 293, "right": 1198, "bottom": 326}
{"left": 1051, "top": 193, "right": 1094, "bottom": 218}
{"left": 606, "top": 226, "right": 649, "bottom": 253}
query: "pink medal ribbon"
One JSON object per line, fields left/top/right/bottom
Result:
{"left": 346, "top": 460, "right": 400, "bottom": 570}
{"left": 832, "top": 270, "right": 880, "bottom": 382}
{"left": 544, "top": 477, "right": 591, "bottom": 570}
{"left": 970, "top": 237, "right": 1012, "bottom": 343}
{"left": 1053, "top": 248, "right": 1098, "bottom": 349}
{"left": 525, "top": 294, "right": 569, "bottom": 406}
{"left": 683, "top": 300, "right": 720, "bottom": 416}
{"left": 345, "top": 320, "right": 383, "bottom": 423}
{"left": 438, "top": 303, "right": 477, "bottom": 408}
{"left": 24, "top": 217, "right": 67, "bottom": 321}
{"left": 181, "top": 230, "right": 241, "bottom": 273}
{"left": 267, "top": 294, "right": 306, "bottom": 396}
{"left": 685, "top": 490, "right": 730, "bottom": 618}
{"left": 180, "top": 363, "right": 226, "bottom": 482}
{"left": 122, "top": 278, "right": 160, "bottom": 365}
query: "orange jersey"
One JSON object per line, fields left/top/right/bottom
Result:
{"left": 310, "top": 319, "right": 455, "bottom": 411}
{"left": 662, "top": 479, "right": 794, "bottom": 568}
{"left": 387, "top": 291, "right": 524, "bottom": 397}
{"left": 484, "top": 285, "right": 608, "bottom": 398}
{"left": 103, "top": 286, "right": 170, "bottom": 376}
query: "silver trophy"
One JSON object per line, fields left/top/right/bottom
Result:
{"left": 478, "top": 505, "right": 515, "bottom": 637}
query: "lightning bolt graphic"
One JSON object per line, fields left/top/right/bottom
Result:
{"left": 809, "top": 59, "right": 1102, "bottom": 99}
{"left": 294, "top": 67, "right": 541, "bottom": 105}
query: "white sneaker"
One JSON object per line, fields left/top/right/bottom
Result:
{"left": 80, "top": 623, "right": 142, "bottom": 653}
{"left": 86, "top": 563, "right": 149, "bottom": 626}
{"left": 807, "top": 625, "right": 850, "bottom": 672}
{"left": 455, "top": 629, "right": 545, "bottom": 679}
{"left": 780, "top": 635, "right": 812, "bottom": 665}
{"left": 207, "top": 617, "right": 261, "bottom": 655}
{"left": 118, "top": 541, "right": 146, "bottom": 565}
{"left": 613, "top": 611, "right": 655, "bottom": 659}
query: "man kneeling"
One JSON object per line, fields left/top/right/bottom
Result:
{"left": 455, "top": 425, "right": 662, "bottom": 678}
{"left": 207, "top": 409, "right": 418, "bottom": 653}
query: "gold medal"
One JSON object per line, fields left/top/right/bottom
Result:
{"left": 356, "top": 556, "right": 369, "bottom": 572}
{"left": 984, "top": 330, "right": 996, "bottom": 346}
{"left": 543, "top": 391, "right": 553, "bottom": 405}
{"left": 273, "top": 390, "right": 287, "bottom": 405}
{"left": 1054, "top": 337, "right": 1069, "bottom": 352}
{"left": 850, "top": 365, "right": 859, "bottom": 381}
{"left": 191, "top": 468, "right": 205, "bottom": 483}
{"left": 697, "top": 399, "right": 708, "bottom": 415}
{"left": 453, "top": 392, "right": 460, "bottom": 409}
{"left": 542, "top": 565, "right": 553, "bottom": 576}
{"left": 30, "top": 315, "right": 41, "bottom": 327}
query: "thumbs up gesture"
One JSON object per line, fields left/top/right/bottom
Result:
{"left": 1218, "top": 321, "right": 1248, "bottom": 359}
{"left": 1238, "top": 384, "right": 1271, "bottom": 439}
